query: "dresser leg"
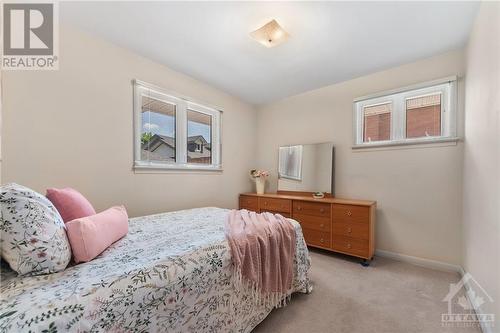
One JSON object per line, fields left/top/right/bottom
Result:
{"left": 360, "top": 259, "right": 370, "bottom": 267}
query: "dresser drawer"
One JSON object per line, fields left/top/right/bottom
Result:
{"left": 293, "top": 201, "right": 331, "bottom": 217}
{"left": 302, "top": 228, "right": 331, "bottom": 248}
{"left": 332, "top": 222, "right": 369, "bottom": 240}
{"left": 293, "top": 214, "right": 330, "bottom": 232}
{"left": 332, "top": 204, "right": 369, "bottom": 224}
{"left": 259, "top": 197, "right": 291, "bottom": 214}
{"left": 239, "top": 195, "right": 259, "bottom": 212}
{"left": 332, "top": 235, "right": 369, "bottom": 258}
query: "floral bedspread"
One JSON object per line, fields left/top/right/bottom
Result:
{"left": 0, "top": 207, "right": 311, "bottom": 333}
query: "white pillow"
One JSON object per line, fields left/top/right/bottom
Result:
{"left": 0, "top": 183, "right": 71, "bottom": 275}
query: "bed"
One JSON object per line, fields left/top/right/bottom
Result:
{"left": 0, "top": 207, "right": 311, "bottom": 332}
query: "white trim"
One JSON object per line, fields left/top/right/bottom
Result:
{"left": 133, "top": 163, "right": 223, "bottom": 173}
{"left": 133, "top": 79, "right": 224, "bottom": 113}
{"left": 352, "top": 136, "right": 460, "bottom": 150}
{"left": 375, "top": 249, "right": 461, "bottom": 273}
{"left": 353, "top": 75, "right": 457, "bottom": 102}
{"left": 458, "top": 268, "right": 494, "bottom": 333}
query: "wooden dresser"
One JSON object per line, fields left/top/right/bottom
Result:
{"left": 239, "top": 192, "right": 376, "bottom": 264}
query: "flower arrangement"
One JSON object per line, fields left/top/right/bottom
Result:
{"left": 250, "top": 169, "right": 269, "bottom": 194}
{"left": 250, "top": 169, "right": 270, "bottom": 178}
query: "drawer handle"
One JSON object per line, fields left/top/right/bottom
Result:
{"left": 297, "top": 206, "right": 302, "bottom": 211}
{"left": 347, "top": 227, "right": 352, "bottom": 233}
{"left": 320, "top": 238, "right": 324, "bottom": 243}
{"left": 346, "top": 211, "right": 352, "bottom": 217}
{"left": 247, "top": 200, "right": 251, "bottom": 204}
{"left": 347, "top": 243, "right": 352, "bottom": 249}
{"left": 264, "top": 202, "right": 268, "bottom": 206}
{"left": 320, "top": 208, "right": 325, "bottom": 213}
{"left": 320, "top": 223, "right": 325, "bottom": 228}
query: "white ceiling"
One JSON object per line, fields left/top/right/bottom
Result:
{"left": 61, "top": 1, "right": 479, "bottom": 105}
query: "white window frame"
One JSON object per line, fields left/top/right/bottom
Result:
{"left": 353, "top": 76, "right": 458, "bottom": 149}
{"left": 133, "top": 80, "right": 222, "bottom": 171}
{"left": 356, "top": 99, "right": 395, "bottom": 144}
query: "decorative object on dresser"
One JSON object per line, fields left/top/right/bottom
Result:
{"left": 250, "top": 169, "right": 270, "bottom": 195}
{"left": 313, "top": 192, "right": 325, "bottom": 199}
{"left": 239, "top": 191, "right": 376, "bottom": 266}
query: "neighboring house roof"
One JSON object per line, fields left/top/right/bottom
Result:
{"left": 142, "top": 134, "right": 209, "bottom": 150}
{"left": 153, "top": 134, "right": 175, "bottom": 148}
{"left": 187, "top": 135, "right": 208, "bottom": 145}
{"left": 141, "top": 134, "right": 211, "bottom": 161}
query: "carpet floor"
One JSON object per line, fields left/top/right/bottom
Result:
{"left": 253, "top": 249, "right": 481, "bottom": 333}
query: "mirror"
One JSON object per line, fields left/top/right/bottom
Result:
{"left": 278, "top": 142, "right": 335, "bottom": 194}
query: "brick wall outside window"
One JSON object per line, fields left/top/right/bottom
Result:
{"left": 406, "top": 105, "right": 441, "bottom": 137}
{"left": 363, "top": 103, "right": 391, "bottom": 142}
{"left": 364, "top": 113, "right": 391, "bottom": 142}
{"left": 406, "top": 94, "right": 441, "bottom": 138}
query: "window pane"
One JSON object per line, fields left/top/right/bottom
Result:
{"left": 406, "top": 94, "right": 441, "bottom": 138}
{"left": 363, "top": 103, "right": 391, "bottom": 142}
{"left": 141, "top": 96, "right": 176, "bottom": 162}
{"left": 187, "top": 110, "right": 212, "bottom": 164}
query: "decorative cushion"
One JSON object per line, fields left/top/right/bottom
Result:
{"left": 65, "top": 206, "right": 128, "bottom": 263}
{"left": 0, "top": 183, "right": 72, "bottom": 275}
{"left": 46, "top": 187, "right": 96, "bottom": 223}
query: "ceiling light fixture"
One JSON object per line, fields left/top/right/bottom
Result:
{"left": 250, "top": 19, "right": 289, "bottom": 48}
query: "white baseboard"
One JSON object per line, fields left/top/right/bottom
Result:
{"left": 458, "top": 267, "right": 494, "bottom": 333}
{"left": 375, "top": 250, "right": 493, "bottom": 333}
{"left": 375, "top": 249, "right": 461, "bottom": 273}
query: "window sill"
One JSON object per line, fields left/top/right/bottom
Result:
{"left": 352, "top": 137, "right": 460, "bottom": 151}
{"left": 133, "top": 162, "right": 223, "bottom": 174}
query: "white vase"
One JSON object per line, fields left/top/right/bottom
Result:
{"left": 255, "top": 177, "right": 266, "bottom": 194}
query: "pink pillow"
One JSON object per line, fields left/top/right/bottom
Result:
{"left": 46, "top": 188, "right": 96, "bottom": 223}
{"left": 65, "top": 206, "right": 128, "bottom": 263}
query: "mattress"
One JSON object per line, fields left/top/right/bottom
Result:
{"left": 0, "top": 207, "right": 311, "bottom": 332}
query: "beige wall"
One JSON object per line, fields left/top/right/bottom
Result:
{"left": 1, "top": 25, "right": 257, "bottom": 217}
{"left": 257, "top": 50, "right": 465, "bottom": 265}
{"left": 463, "top": 2, "right": 500, "bottom": 326}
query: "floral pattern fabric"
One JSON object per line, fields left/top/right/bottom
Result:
{"left": 0, "top": 183, "right": 71, "bottom": 276}
{"left": 0, "top": 207, "right": 311, "bottom": 333}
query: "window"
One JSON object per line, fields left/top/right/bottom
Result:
{"left": 141, "top": 96, "right": 176, "bottom": 162}
{"left": 363, "top": 103, "right": 392, "bottom": 142}
{"left": 187, "top": 109, "right": 212, "bottom": 164}
{"left": 353, "top": 77, "right": 457, "bottom": 148}
{"left": 406, "top": 93, "right": 441, "bottom": 138}
{"left": 134, "top": 80, "right": 221, "bottom": 170}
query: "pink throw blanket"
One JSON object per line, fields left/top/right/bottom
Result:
{"left": 225, "top": 209, "right": 297, "bottom": 307}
